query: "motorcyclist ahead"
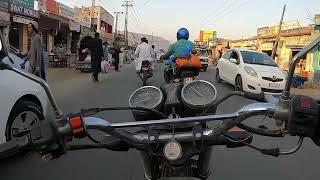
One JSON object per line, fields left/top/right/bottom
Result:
{"left": 134, "top": 37, "right": 155, "bottom": 73}
{"left": 161, "top": 28, "right": 201, "bottom": 82}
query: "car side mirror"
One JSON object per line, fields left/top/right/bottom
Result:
{"left": 230, "top": 58, "right": 238, "bottom": 64}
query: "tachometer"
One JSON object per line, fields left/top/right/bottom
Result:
{"left": 129, "top": 86, "right": 163, "bottom": 109}
{"left": 181, "top": 80, "right": 217, "bottom": 109}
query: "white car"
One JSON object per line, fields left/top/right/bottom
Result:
{"left": 0, "top": 37, "right": 49, "bottom": 144}
{"left": 216, "top": 49, "right": 286, "bottom": 94}
{"left": 196, "top": 48, "right": 209, "bottom": 72}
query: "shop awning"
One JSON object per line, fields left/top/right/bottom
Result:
{"left": 39, "top": 12, "right": 69, "bottom": 31}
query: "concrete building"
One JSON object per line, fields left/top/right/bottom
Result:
{"left": 79, "top": 6, "right": 114, "bottom": 42}
{"left": 8, "top": 0, "right": 39, "bottom": 53}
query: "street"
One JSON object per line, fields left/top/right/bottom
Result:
{"left": 1, "top": 63, "right": 320, "bottom": 180}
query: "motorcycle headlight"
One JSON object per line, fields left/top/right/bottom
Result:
{"left": 244, "top": 66, "right": 258, "bottom": 78}
{"left": 163, "top": 140, "right": 182, "bottom": 161}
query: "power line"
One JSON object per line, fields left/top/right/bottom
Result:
{"left": 190, "top": 0, "right": 240, "bottom": 31}
{"left": 143, "top": 0, "right": 153, "bottom": 6}
{"left": 98, "top": 0, "right": 117, "bottom": 12}
{"left": 195, "top": 0, "right": 233, "bottom": 28}
{"left": 206, "top": 0, "right": 251, "bottom": 26}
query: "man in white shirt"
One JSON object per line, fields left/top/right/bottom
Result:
{"left": 134, "top": 37, "right": 154, "bottom": 73}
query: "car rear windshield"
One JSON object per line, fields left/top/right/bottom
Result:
{"left": 240, "top": 51, "right": 278, "bottom": 66}
{"left": 198, "top": 50, "right": 208, "bottom": 57}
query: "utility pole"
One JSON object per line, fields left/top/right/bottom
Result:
{"left": 122, "top": 0, "right": 133, "bottom": 47}
{"left": 91, "top": 0, "right": 95, "bottom": 31}
{"left": 271, "top": 4, "right": 286, "bottom": 59}
{"left": 151, "top": 32, "right": 154, "bottom": 45}
{"left": 114, "top": 11, "right": 123, "bottom": 39}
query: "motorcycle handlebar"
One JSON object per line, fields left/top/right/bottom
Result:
{"left": 80, "top": 102, "right": 275, "bottom": 147}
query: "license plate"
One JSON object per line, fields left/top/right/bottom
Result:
{"left": 142, "top": 67, "right": 149, "bottom": 70}
{"left": 269, "top": 83, "right": 280, "bottom": 88}
{"left": 201, "top": 62, "right": 208, "bottom": 65}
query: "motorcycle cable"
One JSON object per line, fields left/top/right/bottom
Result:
{"left": 221, "top": 132, "right": 281, "bottom": 157}
{"left": 81, "top": 107, "right": 167, "bottom": 118}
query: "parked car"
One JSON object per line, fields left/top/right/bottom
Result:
{"left": 216, "top": 49, "right": 287, "bottom": 94}
{"left": 2, "top": 52, "right": 31, "bottom": 73}
{"left": 0, "top": 34, "right": 49, "bottom": 144}
{"left": 196, "top": 48, "right": 209, "bottom": 72}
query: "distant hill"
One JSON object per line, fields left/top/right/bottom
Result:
{"left": 122, "top": 32, "right": 171, "bottom": 51}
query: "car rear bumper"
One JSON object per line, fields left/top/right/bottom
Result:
{"left": 242, "top": 75, "right": 286, "bottom": 95}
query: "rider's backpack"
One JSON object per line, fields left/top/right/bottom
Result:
{"left": 175, "top": 54, "right": 201, "bottom": 69}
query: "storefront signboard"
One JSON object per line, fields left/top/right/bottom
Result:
{"left": 39, "top": 0, "right": 59, "bottom": 15}
{"left": 12, "top": 0, "right": 34, "bottom": 9}
{"left": 58, "top": 3, "right": 75, "bottom": 21}
{"left": 257, "top": 27, "right": 269, "bottom": 36}
{"left": 260, "top": 42, "right": 274, "bottom": 51}
{"left": 12, "top": 14, "right": 34, "bottom": 25}
{"left": 10, "top": 3, "right": 39, "bottom": 18}
{"left": 315, "top": 14, "right": 320, "bottom": 26}
{"left": 69, "top": 20, "right": 80, "bottom": 32}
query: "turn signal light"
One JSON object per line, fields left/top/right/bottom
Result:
{"left": 69, "top": 113, "right": 86, "bottom": 138}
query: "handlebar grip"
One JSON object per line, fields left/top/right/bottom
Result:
{"left": 0, "top": 136, "right": 29, "bottom": 159}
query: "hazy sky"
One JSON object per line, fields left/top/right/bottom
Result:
{"left": 58, "top": 0, "right": 319, "bottom": 41}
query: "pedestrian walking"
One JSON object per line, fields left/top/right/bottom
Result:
{"left": 103, "top": 41, "right": 109, "bottom": 62}
{"left": 113, "top": 38, "right": 121, "bottom": 71}
{"left": 28, "top": 21, "right": 45, "bottom": 80}
{"left": 88, "top": 33, "right": 104, "bottom": 82}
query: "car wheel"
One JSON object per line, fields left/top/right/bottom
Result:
{"left": 6, "top": 100, "right": 43, "bottom": 140}
{"left": 203, "top": 67, "right": 207, "bottom": 72}
{"left": 235, "top": 76, "right": 243, "bottom": 91}
{"left": 216, "top": 69, "right": 221, "bottom": 83}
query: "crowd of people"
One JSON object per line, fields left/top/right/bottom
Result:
{"left": 25, "top": 25, "right": 196, "bottom": 85}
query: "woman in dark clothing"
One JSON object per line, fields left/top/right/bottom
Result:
{"left": 113, "top": 38, "right": 121, "bottom": 71}
{"left": 87, "top": 33, "right": 104, "bottom": 82}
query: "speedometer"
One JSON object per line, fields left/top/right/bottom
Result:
{"left": 129, "top": 86, "right": 163, "bottom": 109}
{"left": 181, "top": 80, "right": 217, "bottom": 109}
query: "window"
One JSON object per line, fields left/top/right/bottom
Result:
{"left": 198, "top": 49, "right": 208, "bottom": 57}
{"left": 107, "top": 24, "right": 112, "bottom": 33}
{"left": 240, "top": 51, "right": 278, "bottom": 67}
{"left": 230, "top": 51, "right": 239, "bottom": 60}
{"left": 222, "top": 50, "right": 232, "bottom": 60}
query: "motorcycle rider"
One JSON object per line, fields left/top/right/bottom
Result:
{"left": 134, "top": 37, "right": 154, "bottom": 73}
{"left": 161, "top": 28, "right": 196, "bottom": 81}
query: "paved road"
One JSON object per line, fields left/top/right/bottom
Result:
{"left": 1, "top": 63, "right": 320, "bottom": 180}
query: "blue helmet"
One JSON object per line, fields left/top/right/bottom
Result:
{"left": 177, "top": 28, "right": 189, "bottom": 40}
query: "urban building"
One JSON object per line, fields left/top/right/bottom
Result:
{"left": 78, "top": 5, "right": 114, "bottom": 42}
{"left": 8, "top": 0, "right": 39, "bottom": 53}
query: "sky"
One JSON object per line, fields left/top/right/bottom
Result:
{"left": 58, "top": 0, "right": 320, "bottom": 42}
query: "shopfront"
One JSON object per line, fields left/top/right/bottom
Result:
{"left": 9, "top": 1, "right": 39, "bottom": 53}
{"left": 312, "top": 15, "right": 320, "bottom": 85}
